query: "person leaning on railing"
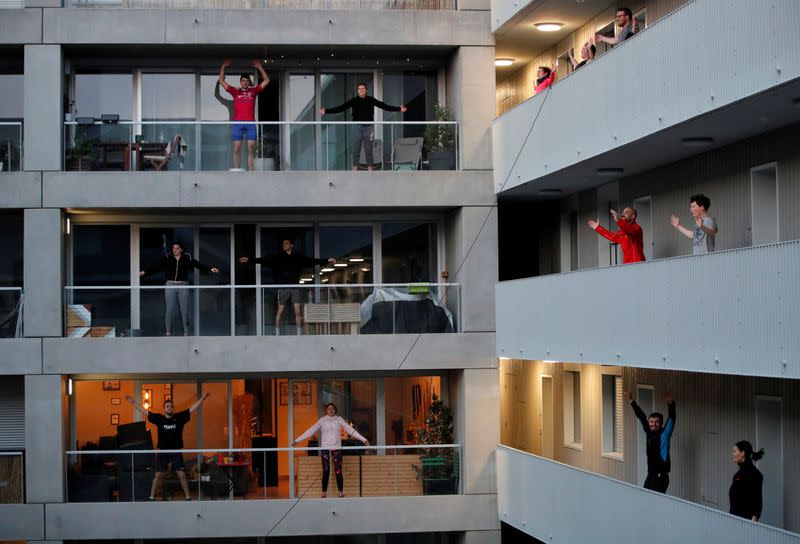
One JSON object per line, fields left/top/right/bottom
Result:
{"left": 293, "top": 402, "right": 369, "bottom": 498}
{"left": 139, "top": 241, "right": 220, "bottom": 336}
{"left": 319, "top": 83, "right": 406, "bottom": 171}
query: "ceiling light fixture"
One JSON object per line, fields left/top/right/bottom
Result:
{"left": 349, "top": 257, "right": 365, "bottom": 262}
{"left": 535, "top": 22, "right": 563, "bottom": 32}
{"left": 495, "top": 58, "right": 514, "bottom": 67}
{"left": 334, "top": 263, "right": 348, "bottom": 268}
{"left": 596, "top": 167, "right": 625, "bottom": 177}
{"left": 321, "top": 267, "right": 335, "bottom": 273}
{"left": 681, "top": 136, "right": 715, "bottom": 147}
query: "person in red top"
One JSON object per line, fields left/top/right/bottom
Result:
{"left": 534, "top": 61, "right": 558, "bottom": 94}
{"left": 218, "top": 59, "right": 270, "bottom": 171}
{"left": 588, "top": 207, "right": 646, "bottom": 264}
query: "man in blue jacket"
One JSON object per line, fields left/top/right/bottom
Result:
{"left": 625, "top": 391, "right": 676, "bottom": 493}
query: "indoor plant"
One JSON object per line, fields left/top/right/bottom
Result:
{"left": 66, "top": 126, "right": 97, "bottom": 171}
{"left": 413, "top": 394, "right": 458, "bottom": 494}
{"left": 423, "top": 104, "right": 456, "bottom": 170}
{"left": 254, "top": 134, "right": 277, "bottom": 171}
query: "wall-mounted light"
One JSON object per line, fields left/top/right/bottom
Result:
{"left": 68, "top": 378, "right": 73, "bottom": 396}
{"left": 65, "top": 217, "right": 71, "bottom": 235}
{"left": 142, "top": 389, "right": 153, "bottom": 411}
{"left": 535, "top": 22, "right": 563, "bottom": 31}
{"left": 495, "top": 58, "right": 514, "bottom": 67}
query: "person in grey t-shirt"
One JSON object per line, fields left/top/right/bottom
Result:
{"left": 595, "top": 7, "right": 639, "bottom": 48}
{"left": 670, "top": 193, "right": 719, "bottom": 255}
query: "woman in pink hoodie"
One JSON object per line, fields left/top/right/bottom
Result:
{"left": 294, "top": 403, "right": 370, "bottom": 497}
{"left": 534, "top": 62, "right": 558, "bottom": 94}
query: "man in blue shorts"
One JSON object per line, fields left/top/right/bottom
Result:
{"left": 219, "top": 59, "right": 270, "bottom": 170}
{"left": 126, "top": 392, "right": 210, "bottom": 500}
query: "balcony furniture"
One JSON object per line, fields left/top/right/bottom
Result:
{"left": 133, "top": 142, "right": 168, "bottom": 171}
{"left": 143, "top": 135, "right": 186, "bottom": 171}
{"left": 94, "top": 141, "right": 130, "bottom": 171}
{"left": 303, "top": 302, "right": 361, "bottom": 335}
{"left": 391, "top": 137, "right": 423, "bottom": 170}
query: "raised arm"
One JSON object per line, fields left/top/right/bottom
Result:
{"left": 662, "top": 393, "right": 676, "bottom": 438}
{"left": 624, "top": 391, "right": 649, "bottom": 433}
{"left": 567, "top": 48, "right": 579, "bottom": 69}
{"left": 589, "top": 220, "right": 625, "bottom": 244}
{"left": 125, "top": 394, "right": 149, "bottom": 417}
{"left": 219, "top": 59, "right": 233, "bottom": 90}
{"left": 293, "top": 419, "right": 322, "bottom": 445}
{"left": 339, "top": 418, "right": 369, "bottom": 445}
{"left": 251, "top": 59, "right": 270, "bottom": 90}
{"left": 189, "top": 391, "right": 210, "bottom": 413}
{"left": 670, "top": 216, "right": 694, "bottom": 239}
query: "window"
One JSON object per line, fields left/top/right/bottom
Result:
{"left": 382, "top": 223, "right": 437, "bottom": 283}
{"left": 141, "top": 73, "right": 197, "bottom": 171}
{"left": 74, "top": 73, "right": 133, "bottom": 120}
{"left": 602, "top": 374, "right": 624, "bottom": 457}
{"left": 562, "top": 371, "right": 581, "bottom": 447}
{"left": 384, "top": 376, "right": 443, "bottom": 445}
{"left": 634, "top": 9, "right": 647, "bottom": 30}
{"left": 319, "top": 225, "right": 374, "bottom": 286}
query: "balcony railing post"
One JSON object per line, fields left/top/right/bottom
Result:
{"left": 131, "top": 452, "right": 135, "bottom": 502}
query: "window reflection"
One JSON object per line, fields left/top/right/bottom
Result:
{"left": 382, "top": 223, "right": 437, "bottom": 283}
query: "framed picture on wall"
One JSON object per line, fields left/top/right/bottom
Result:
{"left": 110, "top": 414, "right": 119, "bottom": 425}
{"left": 102, "top": 380, "right": 120, "bottom": 391}
{"left": 279, "top": 381, "right": 312, "bottom": 405}
{"left": 111, "top": 397, "right": 121, "bottom": 405}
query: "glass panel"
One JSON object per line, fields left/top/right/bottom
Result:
{"left": 258, "top": 227, "right": 314, "bottom": 336}
{"left": 319, "top": 225, "right": 373, "bottom": 286}
{"left": 141, "top": 74, "right": 197, "bottom": 171}
{"left": 138, "top": 227, "right": 194, "bottom": 336}
{"left": 74, "top": 73, "right": 133, "bottom": 120}
{"left": 200, "top": 74, "right": 238, "bottom": 171}
{"left": 0, "top": 75, "right": 23, "bottom": 119}
{"left": 69, "top": 225, "right": 131, "bottom": 335}
{"left": 318, "top": 379, "right": 376, "bottom": 445}
{"left": 0, "top": 122, "right": 22, "bottom": 173}
{"left": 381, "top": 223, "right": 437, "bottom": 283}
{"left": 381, "top": 71, "right": 436, "bottom": 164}
{"left": 384, "top": 376, "right": 442, "bottom": 446}
{"left": 234, "top": 224, "right": 257, "bottom": 336}
{"left": 320, "top": 73, "right": 373, "bottom": 170}
{"left": 0, "top": 213, "right": 23, "bottom": 337}
{"left": 200, "top": 382, "right": 230, "bottom": 451}
{"left": 288, "top": 74, "right": 316, "bottom": 171}
{"left": 197, "top": 227, "right": 231, "bottom": 336}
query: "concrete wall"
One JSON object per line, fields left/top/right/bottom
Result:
{"left": 23, "top": 45, "right": 62, "bottom": 172}
{"left": 1, "top": 339, "right": 43, "bottom": 374}
{"left": 0, "top": 172, "right": 43, "bottom": 209}
{"left": 46, "top": 495, "right": 499, "bottom": 539}
{"left": 499, "top": 360, "right": 800, "bottom": 532}
{"left": 23, "top": 209, "right": 63, "bottom": 338}
{"left": 25, "top": 374, "right": 66, "bottom": 504}
{"left": 0, "top": 9, "right": 42, "bottom": 44}
{"left": 0, "top": 504, "right": 45, "bottom": 540}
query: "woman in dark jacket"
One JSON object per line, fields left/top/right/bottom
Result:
{"left": 139, "top": 241, "right": 219, "bottom": 336}
{"left": 729, "top": 440, "right": 765, "bottom": 522}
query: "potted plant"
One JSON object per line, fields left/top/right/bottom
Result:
{"left": 66, "top": 126, "right": 97, "bottom": 171}
{"left": 423, "top": 104, "right": 457, "bottom": 170}
{"left": 413, "top": 394, "right": 458, "bottom": 495}
{"left": 254, "top": 134, "right": 277, "bottom": 171}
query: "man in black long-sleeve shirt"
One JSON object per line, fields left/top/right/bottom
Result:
{"left": 239, "top": 239, "right": 335, "bottom": 335}
{"left": 320, "top": 83, "right": 407, "bottom": 171}
{"left": 624, "top": 391, "right": 676, "bottom": 493}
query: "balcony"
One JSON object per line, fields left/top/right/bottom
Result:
{"left": 64, "top": 0, "right": 455, "bottom": 9}
{"left": 497, "top": 445, "right": 800, "bottom": 544}
{"left": 492, "top": 0, "right": 800, "bottom": 197}
{"left": 496, "top": 241, "right": 800, "bottom": 378}
{"left": 0, "top": 122, "right": 22, "bottom": 173}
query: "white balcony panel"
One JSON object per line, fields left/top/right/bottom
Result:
{"left": 497, "top": 445, "right": 800, "bottom": 544}
{"left": 489, "top": 0, "right": 534, "bottom": 33}
{"left": 0, "top": 339, "right": 42, "bottom": 374}
{"left": 46, "top": 494, "right": 498, "bottom": 539}
{"left": 493, "top": 0, "right": 800, "bottom": 196}
{"left": 42, "top": 171, "right": 494, "bottom": 209}
{"left": 496, "top": 241, "right": 800, "bottom": 378}
{"left": 0, "top": 504, "right": 45, "bottom": 540}
{"left": 0, "top": 172, "right": 42, "bottom": 209}
{"left": 0, "top": 9, "right": 42, "bottom": 43}
{"left": 43, "top": 332, "right": 497, "bottom": 374}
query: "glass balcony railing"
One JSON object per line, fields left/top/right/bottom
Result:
{"left": 63, "top": 121, "right": 458, "bottom": 172}
{"left": 65, "top": 444, "right": 461, "bottom": 502}
{"left": 64, "top": 283, "right": 460, "bottom": 337}
{"left": 0, "top": 287, "right": 23, "bottom": 338}
{"left": 0, "top": 122, "right": 23, "bottom": 173}
{"left": 64, "top": 0, "right": 456, "bottom": 10}
{"left": 0, "top": 451, "right": 24, "bottom": 504}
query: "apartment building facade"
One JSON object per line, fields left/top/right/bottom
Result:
{"left": 493, "top": 0, "right": 800, "bottom": 543}
{"left": 0, "top": 1, "right": 500, "bottom": 544}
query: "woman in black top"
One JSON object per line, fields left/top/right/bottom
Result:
{"left": 139, "top": 241, "right": 219, "bottom": 336}
{"left": 320, "top": 83, "right": 406, "bottom": 171}
{"left": 729, "top": 440, "right": 765, "bottom": 522}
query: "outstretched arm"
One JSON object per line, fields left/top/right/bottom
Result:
{"left": 238, "top": 255, "right": 277, "bottom": 267}
{"left": 589, "top": 220, "right": 625, "bottom": 243}
{"left": 670, "top": 216, "right": 694, "bottom": 239}
{"left": 219, "top": 59, "right": 233, "bottom": 90}
{"left": 293, "top": 419, "right": 322, "bottom": 445}
{"left": 138, "top": 257, "right": 166, "bottom": 279}
{"left": 190, "top": 258, "right": 219, "bottom": 275}
{"left": 189, "top": 391, "right": 210, "bottom": 413}
{"left": 320, "top": 98, "right": 353, "bottom": 116}
{"left": 372, "top": 97, "right": 407, "bottom": 113}
{"left": 340, "top": 418, "right": 369, "bottom": 445}
{"left": 125, "top": 394, "right": 149, "bottom": 417}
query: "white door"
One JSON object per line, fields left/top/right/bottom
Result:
{"left": 541, "top": 376, "right": 554, "bottom": 459}
{"left": 751, "top": 164, "right": 779, "bottom": 245}
{"left": 633, "top": 196, "right": 652, "bottom": 260}
{"left": 636, "top": 385, "right": 654, "bottom": 486}
{"left": 756, "top": 396, "right": 783, "bottom": 527}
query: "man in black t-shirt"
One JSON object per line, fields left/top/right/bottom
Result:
{"left": 126, "top": 392, "right": 210, "bottom": 500}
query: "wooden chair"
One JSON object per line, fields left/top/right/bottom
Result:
{"left": 143, "top": 134, "right": 186, "bottom": 171}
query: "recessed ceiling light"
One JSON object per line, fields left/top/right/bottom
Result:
{"left": 334, "top": 263, "right": 347, "bottom": 268}
{"left": 538, "top": 188, "right": 562, "bottom": 195}
{"left": 321, "top": 267, "right": 335, "bottom": 273}
{"left": 349, "top": 257, "right": 365, "bottom": 262}
{"left": 495, "top": 58, "right": 514, "bottom": 67}
{"left": 535, "top": 22, "right": 563, "bottom": 32}
{"left": 361, "top": 267, "right": 371, "bottom": 272}
{"left": 681, "top": 137, "right": 715, "bottom": 147}
{"left": 596, "top": 167, "right": 625, "bottom": 177}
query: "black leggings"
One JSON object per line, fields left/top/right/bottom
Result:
{"left": 644, "top": 472, "right": 669, "bottom": 493}
{"left": 321, "top": 449, "right": 343, "bottom": 493}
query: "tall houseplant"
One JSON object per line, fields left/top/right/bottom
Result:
{"left": 413, "top": 394, "right": 458, "bottom": 494}
{"left": 423, "top": 104, "right": 456, "bottom": 170}
{"left": 66, "top": 126, "right": 96, "bottom": 171}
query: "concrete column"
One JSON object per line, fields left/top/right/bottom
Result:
{"left": 446, "top": 46, "right": 495, "bottom": 171}
{"left": 24, "top": 45, "right": 63, "bottom": 172}
{"left": 451, "top": 368, "right": 499, "bottom": 495}
{"left": 446, "top": 206, "right": 497, "bottom": 333}
{"left": 25, "top": 375, "right": 67, "bottom": 503}
{"left": 24, "top": 208, "right": 64, "bottom": 337}
{"left": 458, "top": 530, "right": 501, "bottom": 544}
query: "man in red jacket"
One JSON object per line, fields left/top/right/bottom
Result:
{"left": 588, "top": 208, "right": 646, "bottom": 264}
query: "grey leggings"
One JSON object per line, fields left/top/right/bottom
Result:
{"left": 164, "top": 281, "right": 190, "bottom": 335}
{"left": 352, "top": 124, "right": 374, "bottom": 166}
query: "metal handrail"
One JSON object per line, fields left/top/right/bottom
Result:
{"left": 65, "top": 283, "right": 459, "bottom": 290}
{"left": 64, "top": 120, "right": 457, "bottom": 126}
{"left": 66, "top": 444, "right": 461, "bottom": 454}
